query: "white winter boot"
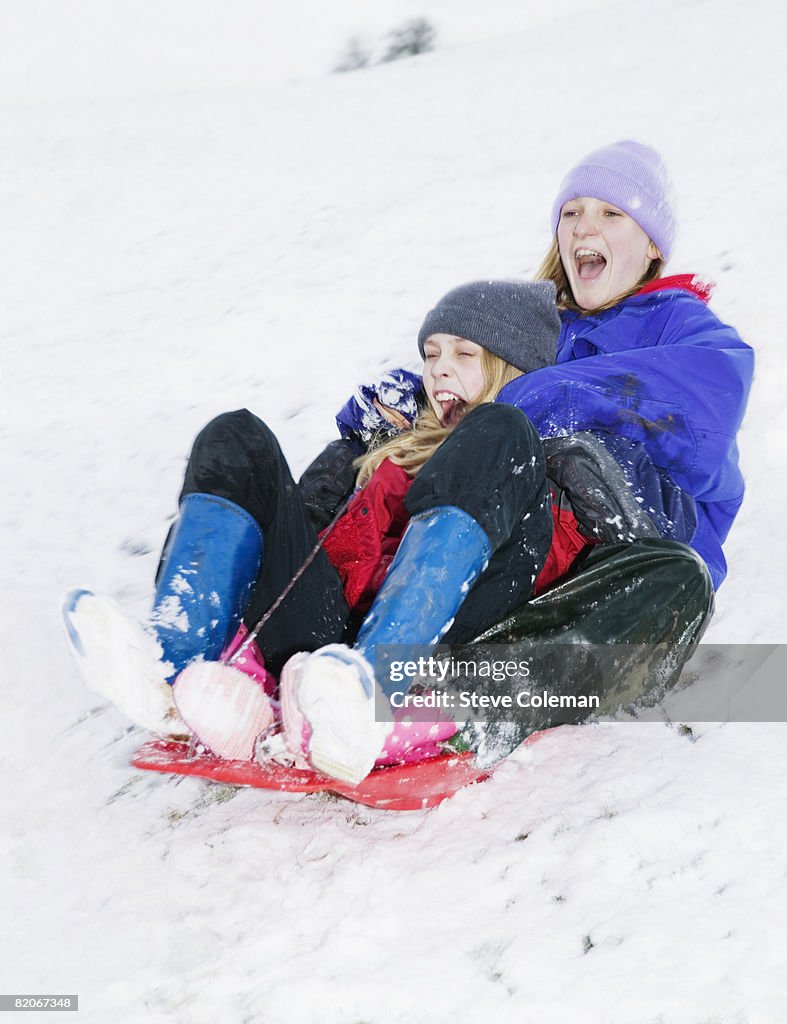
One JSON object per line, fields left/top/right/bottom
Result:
{"left": 63, "top": 589, "right": 187, "bottom": 737}
{"left": 279, "top": 645, "right": 388, "bottom": 785}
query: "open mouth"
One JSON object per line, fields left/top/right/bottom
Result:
{"left": 574, "top": 247, "right": 607, "bottom": 281}
{"left": 434, "top": 391, "right": 468, "bottom": 427}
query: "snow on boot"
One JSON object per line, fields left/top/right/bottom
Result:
{"left": 279, "top": 507, "right": 490, "bottom": 783}
{"left": 172, "top": 661, "right": 276, "bottom": 761}
{"left": 151, "top": 492, "right": 263, "bottom": 680}
{"left": 63, "top": 589, "right": 187, "bottom": 737}
{"left": 279, "top": 645, "right": 388, "bottom": 785}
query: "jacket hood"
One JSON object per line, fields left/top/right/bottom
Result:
{"left": 636, "top": 274, "right": 714, "bottom": 304}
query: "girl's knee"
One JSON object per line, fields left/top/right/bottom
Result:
{"left": 455, "top": 404, "right": 542, "bottom": 467}
{"left": 193, "top": 409, "right": 276, "bottom": 456}
{"left": 183, "top": 410, "right": 286, "bottom": 510}
{"left": 462, "top": 402, "right": 538, "bottom": 443}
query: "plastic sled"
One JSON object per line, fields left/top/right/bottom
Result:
{"left": 132, "top": 739, "right": 492, "bottom": 811}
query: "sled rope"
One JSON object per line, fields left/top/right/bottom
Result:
{"left": 225, "top": 496, "right": 352, "bottom": 667}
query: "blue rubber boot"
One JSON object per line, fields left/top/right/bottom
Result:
{"left": 63, "top": 493, "right": 263, "bottom": 736}
{"left": 280, "top": 506, "right": 491, "bottom": 784}
{"left": 355, "top": 505, "right": 491, "bottom": 695}
{"left": 151, "top": 492, "right": 264, "bottom": 680}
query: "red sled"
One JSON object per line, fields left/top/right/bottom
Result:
{"left": 132, "top": 739, "right": 494, "bottom": 811}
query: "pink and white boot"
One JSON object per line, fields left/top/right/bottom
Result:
{"left": 278, "top": 645, "right": 460, "bottom": 784}
{"left": 375, "top": 707, "right": 459, "bottom": 767}
{"left": 173, "top": 662, "right": 276, "bottom": 761}
{"left": 279, "top": 645, "right": 389, "bottom": 785}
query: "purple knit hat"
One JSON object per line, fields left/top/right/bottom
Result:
{"left": 550, "top": 140, "right": 676, "bottom": 260}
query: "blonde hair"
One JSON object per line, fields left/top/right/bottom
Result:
{"left": 355, "top": 348, "right": 522, "bottom": 487}
{"left": 535, "top": 237, "right": 663, "bottom": 315}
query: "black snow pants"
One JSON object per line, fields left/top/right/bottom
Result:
{"left": 175, "top": 405, "right": 553, "bottom": 675}
{"left": 453, "top": 538, "right": 715, "bottom": 765}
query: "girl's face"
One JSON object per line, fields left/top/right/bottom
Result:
{"left": 422, "top": 334, "right": 486, "bottom": 426}
{"left": 556, "top": 197, "right": 661, "bottom": 310}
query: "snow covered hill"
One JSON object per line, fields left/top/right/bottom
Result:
{"left": 2, "top": 0, "right": 786, "bottom": 1021}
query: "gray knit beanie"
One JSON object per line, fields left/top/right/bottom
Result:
{"left": 417, "top": 280, "right": 559, "bottom": 373}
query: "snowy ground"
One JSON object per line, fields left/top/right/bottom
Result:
{"left": 2, "top": 0, "right": 786, "bottom": 1021}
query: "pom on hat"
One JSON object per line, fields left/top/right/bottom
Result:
{"left": 550, "top": 140, "right": 676, "bottom": 260}
{"left": 417, "top": 280, "right": 559, "bottom": 374}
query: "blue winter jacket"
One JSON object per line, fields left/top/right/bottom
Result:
{"left": 496, "top": 277, "right": 754, "bottom": 589}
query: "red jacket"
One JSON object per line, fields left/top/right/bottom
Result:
{"left": 322, "top": 458, "right": 590, "bottom": 616}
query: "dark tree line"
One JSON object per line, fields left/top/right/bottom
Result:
{"left": 335, "top": 18, "right": 436, "bottom": 73}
